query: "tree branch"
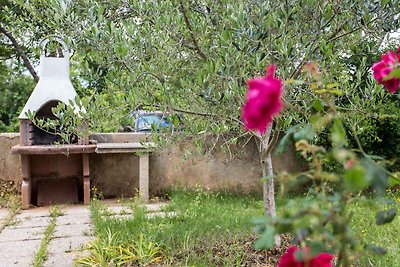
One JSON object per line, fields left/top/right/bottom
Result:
{"left": 266, "top": 130, "right": 280, "bottom": 155}
{"left": 289, "top": 10, "right": 396, "bottom": 80}
{"left": 179, "top": 1, "right": 207, "bottom": 61}
{"left": 0, "top": 24, "right": 39, "bottom": 82}
{"left": 140, "top": 103, "right": 244, "bottom": 126}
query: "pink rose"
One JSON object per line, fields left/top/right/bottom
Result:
{"left": 372, "top": 48, "right": 400, "bottom": 93}
{"left": 241, "top": 65, "right": 283, "bottom": 134}
{"left": 278, "top": 246, "right": 334, "bottom": 267}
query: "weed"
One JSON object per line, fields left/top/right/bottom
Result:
{"left": 91, "top": 187, "right": 104, "bottom": 201}
{"left": 0, "top": 194, "right": 21, "bottom": 232}
{"left": 49, "top": 205, "right": 64, "bottom": 217}
{"left": 76, "top": 229, "right": 163, "bottom": 266}
{"left": 33, "top": 206, "right": 63, "bottom": 267}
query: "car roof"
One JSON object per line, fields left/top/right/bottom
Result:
{"left": 132, "top": 110, "right": 170, "bottom": 116}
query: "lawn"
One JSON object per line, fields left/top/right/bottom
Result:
{"left": 349, "top": 191, "right": 400, "bottom": 267}
{"left": 77, "top": 189, "right": 400, "bottom": 266}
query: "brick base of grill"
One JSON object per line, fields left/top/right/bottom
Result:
{"left": 37, "top": 178, "right": 79, "bottom": 206}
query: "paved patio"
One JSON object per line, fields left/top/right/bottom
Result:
{"left": 0, "top": 201, "right": 169, "bottom": 267}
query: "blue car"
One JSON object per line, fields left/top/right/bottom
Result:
{"left": 121, "top": 110, "right": 183, "bottom": 132}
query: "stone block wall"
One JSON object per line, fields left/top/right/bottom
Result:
{"left": 0, "top": 133, "right": 306, "bottom": 198}
{"left": 0, "top": 133, "right": 21, "bottom": 184}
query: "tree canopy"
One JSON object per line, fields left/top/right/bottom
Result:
{"left": 1, "top": 0, "right": 399, "bottom": 135}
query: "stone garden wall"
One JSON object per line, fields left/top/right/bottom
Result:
{"left": 0, "top": 133, "right": 306, "bottom": 198}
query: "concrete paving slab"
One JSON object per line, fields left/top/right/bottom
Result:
{"left": 0, "top": 209, "right": 8, "bottom": 221}
{"left": 147, "top": 211, "right": 177, "bottom": 219}
{"left": 47, "top": 236, "right": 91, "bottom": 254}
{"left": 107, "top": 205, "right": 132, "bottom": 214}
{"left": 44, "top": 251, "right": 90, "bottom": 267}
{"left": 145, "top": 203, "right": 168, "bottom": 212}
{"left": 107, "top": 211, "right": 177, "bottom": 221}
{"left": 0, "top": 256, "right": 33, "bottom": 267}
{"left": 107, "top": 213, "right": 133, "bottom": 220}
{"left": 56, "top": 214, "right": 91, "bottom": 226}
{"left": 61, "top": 206, "right": 91, "bottom": 217}
{"left": 9, "top": 216, "right": 51, "bottom": 229}
{"left": 0, "top": 226, "right": 46, "bottom": 241}
{"left": 104, "top": 202, "right": 168, "bottom": 215}
{"left": 45, "top": 228, "right": 92, "bottom": 267}
{"left": 44, "top": 252, "right": 80, "bottom": 267}
{"left": 0, "top": 239, "right": 41, "bottom": 266}
{"left": 53, "top": 223, "right": 91, "bottom": 238}
{"left": 17, "top": 207, "right": 51, "bottom": 219}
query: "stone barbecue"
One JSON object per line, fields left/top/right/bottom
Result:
{"left": 11, "top": 37, "right": 153, "bottom": 209}
{"left": 12, "top": 37, "right": 96, "bottom": 208}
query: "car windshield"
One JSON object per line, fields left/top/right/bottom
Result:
{"left": 137, "top": 114, "right": 172, "bottom": 130}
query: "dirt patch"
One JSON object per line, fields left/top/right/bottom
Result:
{"left": 0, "top": 179, "right": 19, "bottom": 195}
{"left": 170, "top": 233, "right": 292, "bottom": 266}
{"left": 0, "top": 180, "right": 20, "bottom": 208}
{"left": 206, "top": 234, "right": 291, "bottom": 266}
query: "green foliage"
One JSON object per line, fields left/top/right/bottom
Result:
{"left": 254, "top": 226, "right": 275, "bottom": 250}
{"left": 76, "top": 230, "right": 163, "bottom": 267}
{"left": 330, "top": 119, "right": 348, "bottom": 148}
{"left": 26, "top": 96, "right": 90, "bottom": 144}
{"left": 0, "top": 64, "right": 33, "bottom": 132}
{"left": 356, "top": 97, "right": 400, "bottom": 172}
{"left": 343, "top": 165, "right": 367, "bottom": 192}
{"left": 2, "top": 0, "right": 400, "bottom": 176}
{"left": 375, "top": 208, "right": 397, "bottom": 225}
{"left": 1, "top": 0, "right": 399, "bottom": 137}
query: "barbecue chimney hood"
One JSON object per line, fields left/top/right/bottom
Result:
{"left": 19, "top": 37, "right": 78, "bottom": 119}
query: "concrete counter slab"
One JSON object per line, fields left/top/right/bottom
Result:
{"left": 95, "top": 142, "right": 155, "bottom": 154}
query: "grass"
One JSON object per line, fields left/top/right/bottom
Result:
{"left": 349, "top": 191, "right": 400, "bottom": 267}
{"left": 33, "top": 206, "right": 63, "bottom": 267}
{"left": 80, "top": 189, "right": 290, "bottom": 266}
{"left": 0, "top": 194, "right": 20, "bottom": 232}
{"left": 78, "top": 188, "right": 400, "bottom": 266}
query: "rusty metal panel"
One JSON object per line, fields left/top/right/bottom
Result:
{"left": 31, "top": 155, "right": 82, "bottom": 178}
{"left": 37, "top": 178, "right": 78, "bottom": 206}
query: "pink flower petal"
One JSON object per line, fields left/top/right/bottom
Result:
{"left": 241, "top": 65, "right": 283, "bottom": 134}
{"left": 372, "top": 48, "right": 400, "bottom": 93}
{"left": 278, "top": 246, "right": 334, "bottom": 267}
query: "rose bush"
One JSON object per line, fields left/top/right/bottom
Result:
{"left": 246, "top": 58, "right": 400, "bottom": 266}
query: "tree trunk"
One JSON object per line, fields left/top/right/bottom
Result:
{"left": 262, "top": 153, "right": 276, "bottom": 218}
{"left": 259, "top": 124, "right": 281, "bottom": 246}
